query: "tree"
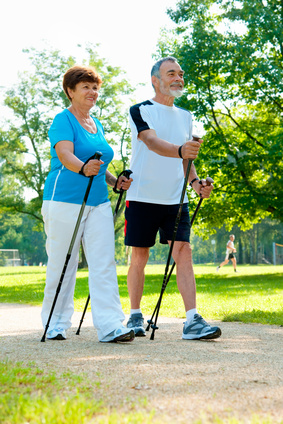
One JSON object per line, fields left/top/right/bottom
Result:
{"left": 0, "top": 45, "right": 135, "bottom": 229}
{"left": 156, "top": 0, "right": 283, "bottom": 233}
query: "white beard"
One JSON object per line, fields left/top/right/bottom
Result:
{"left": 169, "top": 88, "right": 184, "bottom": 98}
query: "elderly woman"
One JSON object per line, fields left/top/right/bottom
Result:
{"left": 41, "top": 65, "right": 134, "bottom": 343}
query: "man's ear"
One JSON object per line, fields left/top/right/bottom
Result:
{"left": 151, "top": 75, "right": 159, "bottom": 91}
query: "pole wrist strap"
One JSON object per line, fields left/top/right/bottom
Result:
{"left": 79, "top": 163, "right": 87, "bottom": 177}
{"left": 189, "top": 177, "right": 200, "bottom": 187}
{"left": 178, "top": 145, "right": 183, "bottom": 159}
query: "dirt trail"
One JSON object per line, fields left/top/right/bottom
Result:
{"left": 1, "top": 303, "right": 282, "bottom": 423}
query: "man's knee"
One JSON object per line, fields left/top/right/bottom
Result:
{"left": 172, "top": 241, "right": 192, "bottom": 262}
{"left": 130, "top": 247, "right": 150, "bottom": 268}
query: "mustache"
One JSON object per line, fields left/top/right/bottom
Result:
{"left": 170, "top": 83, "right": 183, "bottom": 88}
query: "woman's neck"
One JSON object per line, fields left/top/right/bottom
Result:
{"left": 68, "top": 104, "right": 97, "bottom": 134}
{"left": 68, "top": 104, "right": 90, "bottom": 120}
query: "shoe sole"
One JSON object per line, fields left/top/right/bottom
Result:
{"left": 135, "top": 328, "right": 146, "bottom": 337}
{"left": 127, "top": 325, "right": 146, "bottom": 337}
{"left": 111, "top": 329, "right": 135, "bottom": 343}
{"left": 47, "top": 334, "right": 66, "bottom": 340}
{"left": 183, "top": 327, "right": 222, "bottom": 340}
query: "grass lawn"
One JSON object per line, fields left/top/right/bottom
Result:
{"left": 1, "top": 264, "right": 282, "bottom": 424}
{"left": 0, "top": 264, "right": 282, "bottom": 326}
{"left": 0, "top": 360, "right": 157, "bottom": 424}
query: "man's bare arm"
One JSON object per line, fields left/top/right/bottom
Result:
{"left": 138, "top": 129, "right": 200, "bottom": 160}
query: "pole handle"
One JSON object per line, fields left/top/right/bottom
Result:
{"left": 80, "top": 152, "right": 103, "bottom": 176}
{"left": 205, "top": 176, "right": 214, "bottom": 186}
{"left": 88, "top": 151, "right": 103, "bottom": 162}
{"left": 192, "top": 134, "right": 201, "bottom": 141}
{"left": 113, "top": 169, "right": 133, "bottom": 193}
{"left": 122, "top": 169, "right": 133, "bottom": 180}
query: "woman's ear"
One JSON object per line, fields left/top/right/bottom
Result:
{"left": 67, "top": 87, "right": 73, "bottom": 101}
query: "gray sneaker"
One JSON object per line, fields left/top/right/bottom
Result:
{"left": 127, "top": 313, "right": 146, "bottom": 337}
{"left": 182, "top": 314, "right": 221, "bottom": 340}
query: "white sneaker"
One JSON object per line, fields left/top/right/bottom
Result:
{"left": 47, "top": 327, "right": 66, "bottom": 340}
{"left": 100, "top": 326, "right": 135, "bottom": 343}
{"left": 216, "top": 266, "right": 220, "bottom": 272}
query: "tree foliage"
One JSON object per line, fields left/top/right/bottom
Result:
{"left": 0, "top": 45, "right": 134, "bottom": 229}
{"left": 157, "top": 0, "right": 283, "bottom": 232}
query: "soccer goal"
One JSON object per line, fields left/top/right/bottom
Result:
{"left": 273, "top": 243, "right": 283, "bottom": 265}
{"left": 0, "top": 249, "right": 21, "bottom": 266}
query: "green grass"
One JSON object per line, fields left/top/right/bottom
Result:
{"left": 0, "top": 264, "right": 282, "bottom": 326}
{"left": 0, "top": 361, "right": 158, "bottom": 424}
{"left": 1, "top": 265, "right": 282, "bottom": 424}
{"left": 0, "top": 360, "right": 278, "bottom": 424}
{"left": 118, "top": 264, "right": 283, "bottom": 326}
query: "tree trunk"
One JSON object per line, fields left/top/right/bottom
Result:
{"left": 78, "top": 244, "right": 88, "bottom": 269}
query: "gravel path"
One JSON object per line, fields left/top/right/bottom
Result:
{"left": 1, "top": 303, "right": 283, "bottom": 423}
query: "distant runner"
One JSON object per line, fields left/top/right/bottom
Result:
{"left": 216, "top": 234, "right": 238, "bottom": 273}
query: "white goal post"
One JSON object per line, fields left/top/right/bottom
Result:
{"left": 273, "top": 243, "right": 283, "bottom": 265}
{"left": 0, "top": 249, "right": 21, "bottom": 266}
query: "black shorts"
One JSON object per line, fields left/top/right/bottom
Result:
{"left": 124, "top": 201, "right": 191, "bottom": 247}
{"left": 228, "top": 253, "right": 235, "bottom": 260}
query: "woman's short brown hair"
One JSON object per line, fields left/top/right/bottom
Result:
{"left": 63, "top": 65, "right": 103, "bottom": 101}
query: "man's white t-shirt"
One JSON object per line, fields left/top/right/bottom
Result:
{"left": 226, "top": 240, "right": 235, "bottom": 255}
{"left": 126, "top": 99, "right": 192, "bottom": 205}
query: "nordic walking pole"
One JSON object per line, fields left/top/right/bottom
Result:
{"left": 148, "top": 138, "right": 199, "bottom": 340}
{"left": 161, "top": 176, "right": 214, "bottom": 286}
{"left": 146, "top": 176, "right": 214, "bottom": 332}
{"left": 113, "top": 170, "right": 133, "bottom": 221}
{"left": 41, "top": 151, "right": 103, "bottom": 342}
{"left": 190, "top": 177, "right": 214, "bottom": 224}
{"left": 75, "top": 169, "right": 133, "bottom": 335}
{"left": 148, "top": 135, "right": 202, "bottom": 340}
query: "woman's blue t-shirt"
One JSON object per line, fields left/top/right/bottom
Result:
{"left": 43, "top": 109, "right": 113, "bottom": 206}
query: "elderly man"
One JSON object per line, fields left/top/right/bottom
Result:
{"left": 124, "top": 56, "right": 221, "bottom": 341}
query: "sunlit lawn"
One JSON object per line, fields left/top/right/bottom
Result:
{"left": 0, "top": 264, "right": 282, "bottom": 326}
{"left": 0, "top": 360, "right": 156, "bottom": 424}
{"left": 1, "top": 265, "right": 282, "bottom": 424}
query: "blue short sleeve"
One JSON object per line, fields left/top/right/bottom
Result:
{"left": 48, "top": 112, "right": 75, "bottom": 150}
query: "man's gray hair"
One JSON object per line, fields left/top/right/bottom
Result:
{"left": 151, "top": 56, "right": 178, "bottom": 79}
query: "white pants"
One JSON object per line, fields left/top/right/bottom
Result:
{"left": 41, "top": 200, "right": 125, "bottom": 341}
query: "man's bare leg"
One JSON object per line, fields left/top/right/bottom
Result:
{"left": 126, "top": 247, "right": 149, "bottom": 336}
{"left": 219, "top": 258, "right": 229, "bottom": 268}
{"left": 231, "top": 257, "right": 237, "bottom": 271}
{"left": 171, "top": 241, "right": 221, "bottom": 339}
{"left": 171, "top": 241, "right": 196, "bottom": 312}
{"left": 127, "top": 247, "right": 149, "bottom": 309}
